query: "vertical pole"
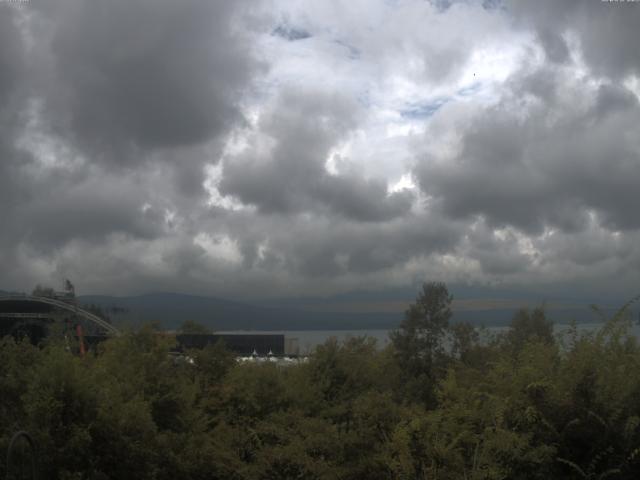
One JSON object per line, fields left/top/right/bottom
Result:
{"left": 76, "top": 324, "right": 86, "bottom": 357}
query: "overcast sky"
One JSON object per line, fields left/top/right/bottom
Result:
{"left": 1, "top": 0, "right": 640, "bottom": 299}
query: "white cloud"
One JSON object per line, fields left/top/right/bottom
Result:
{"left": 193, "top": 233, "right": 243, "bottom": 264}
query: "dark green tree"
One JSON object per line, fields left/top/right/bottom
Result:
{"left": 390, "top": 281, "right": 453, "bottom": 406}
{"left": 505, "top": 306, "right": 554, "bottom": 353}
{"left": 179, "top": 320, "right": 212, "bottom": 335}
{"left": 449, "top": 321, "right": 480, "bottom": 364}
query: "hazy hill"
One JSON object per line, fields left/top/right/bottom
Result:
{"left": 78, "top": 292, "right": 400, "bottom": 331}
{"left": 76, "top": 289, "right": 626, "bottom": 331}
{"left": 2, "top": 287, "right": 629, "bottom": 331}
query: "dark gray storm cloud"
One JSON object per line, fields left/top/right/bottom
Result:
{"left": 0, "top": 7, "right": 24, "bottom": 102}
{"left": 189, "top": 205, "right": 463, "bottom": 298}
{"left": 1, "top": 0, "right": 640, "bottom": 299}
{"left": 0, "top": 0, "right": 262, "bottom": 292}
{"left": 35, "top": 0, "right": 260, "bottom": 162}
{"left": 508, "top": 0, "right": 640, "bottom": 78}
{"left": 0, "top": 6, "right": 29, "bottom": 242}
{"left": 219, "top": 90, "right": 414, "bottom": 222}
{"left": 19, "top": 176, "right": 166, "bottom": 249}
{"left": 462, "top": 220, "right": 533, "bottom": 275}
{"left": 416, "top": 66, "right": 640, "bottom": 236}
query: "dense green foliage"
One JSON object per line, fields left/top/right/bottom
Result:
{"left": 179, "top": 320, "right": 213, "bottom": 335}
{"left": 2, "top": 284, "right": 640, "bottom": 479}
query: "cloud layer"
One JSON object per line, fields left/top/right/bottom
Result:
{"left": 1, "top": 0, "right": 640, "bottom": 300}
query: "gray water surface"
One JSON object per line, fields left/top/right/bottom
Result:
{"left": 218, "top": 322, "right": 640, "bottom": 354}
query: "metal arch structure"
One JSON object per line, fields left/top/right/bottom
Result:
{"left": 0, "top": 294, "right": 120, "bottom": 336}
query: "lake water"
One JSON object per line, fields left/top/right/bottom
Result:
{"left": 219, "top": 322, "right": 640, "bottom": 354}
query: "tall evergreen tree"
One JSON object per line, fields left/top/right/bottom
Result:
{"left": 390, "top": 281, "right": 453, "bottom": 406}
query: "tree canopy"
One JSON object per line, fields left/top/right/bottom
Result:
{"left": 2, "top": 284, "right": 640, "bottom": 479}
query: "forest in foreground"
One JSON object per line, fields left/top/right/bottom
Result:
{"left": 2, "top": 283, "right": 640, "bottom": 479}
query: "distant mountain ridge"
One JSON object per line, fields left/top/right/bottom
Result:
{"left": 76, "top": 290, "right": 625, "bottom": 331}
{"left": 2, "top": 287, "right": 629, "bottom": 331}
{"left": 78, "top": 292, "right": 401, "bottom": 331}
